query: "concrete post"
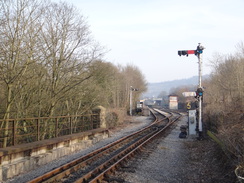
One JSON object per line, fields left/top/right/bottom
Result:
{"left": 93, "top": 106, "right": 107, "bottom": 128}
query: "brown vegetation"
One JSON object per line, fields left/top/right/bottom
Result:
{"left": 203, "top": 43, "right": 244, "bottom": 180}
{"left": 0, "top": 0, "right": 147, "bottom": 147}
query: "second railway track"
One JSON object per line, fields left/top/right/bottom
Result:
{"left": 27, "top": 108, "right": 182, "bottom": 183}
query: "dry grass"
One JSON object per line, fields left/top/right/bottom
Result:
{"left": 204, "top": 110, "right": 244, "bottom": 182}
{"left": 184, "top": 139, "right": 237, "bottom": 182}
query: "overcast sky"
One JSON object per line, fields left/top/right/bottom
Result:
{"left": 56, "top": 0, "right": 244, "bottom": 83}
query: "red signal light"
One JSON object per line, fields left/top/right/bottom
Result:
{"left": 178, "top": 50, "right": 197, "bottom": 56}
{"left": 187, "top": 50, "right": 195, "bottom": 54}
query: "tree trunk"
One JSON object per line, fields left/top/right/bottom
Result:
{"left": 2, "top": 85, "right": 12, "bottom": 147}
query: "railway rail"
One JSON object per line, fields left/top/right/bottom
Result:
{"left": 27, "top": 108, "right": 182, "bottom": 183}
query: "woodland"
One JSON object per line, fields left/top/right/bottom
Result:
{"left": 0, "top": 0, "right": 147, "bottom": 119}
{"left": 0, "top": 0, "right": 147, "bottom": 147}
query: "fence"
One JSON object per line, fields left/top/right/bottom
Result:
{"left": 0, "top": 113, "right": 100, "bottom": 148}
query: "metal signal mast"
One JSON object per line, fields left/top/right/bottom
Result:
{"left": 178, "top": 43, "right": 205, "bottom": 138}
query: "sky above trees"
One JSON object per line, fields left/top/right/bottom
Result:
{"left": 51, "top": 0, "right": 244, "bottom": 82}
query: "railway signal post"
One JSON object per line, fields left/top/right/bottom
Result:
{"left": 130, "top": 86, "right": 139, "bottom": 116}
{"left": 178, "top": 43, "right": 205, "bottom": 139}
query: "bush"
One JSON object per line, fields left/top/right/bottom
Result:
{"left": 203, "top": 45, "right": 244, "bottom": 174}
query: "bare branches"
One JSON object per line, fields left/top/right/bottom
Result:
{"left": 0, "top": 0, "right": 147, "bottom": 121}
{"left": 0, "top": 0, "right": 102, "bottom": 118}
{"left": 204, "top": 42, "right": 244, "bottom": 167}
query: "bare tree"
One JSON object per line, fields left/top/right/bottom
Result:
{"left": 120, "top": 64, "right": 147, "bottom": 111}
{"left": 38, "top": 1, "right": 103, "bottom": 116}
{"left": 0, "top": 0, "right": 148, "bottom": 146}
{"left": 204, "top": 43, "right": 244, "bottom": 166}
{"left": 0, "top": 0, "right": 43, "bottom": 147}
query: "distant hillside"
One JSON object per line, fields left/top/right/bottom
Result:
{"left": 142, "top": 75, "right": 209, "bottom": 98}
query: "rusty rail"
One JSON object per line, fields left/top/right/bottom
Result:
{"left": 27, "top": 108, "right": 180, "bottom": 183}
{"left": 81, "top": 109, "right": 181, "bottom": 183}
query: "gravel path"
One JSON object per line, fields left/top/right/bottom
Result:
{"left": 113, "top": 114, "right": 236, "bottom": 183}
{"left": 115, "top": 115, "right": 192, "bottom": 183}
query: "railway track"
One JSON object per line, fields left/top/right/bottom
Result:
{"left": 27, "top": 108, "right": 182, "bottom": 183}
